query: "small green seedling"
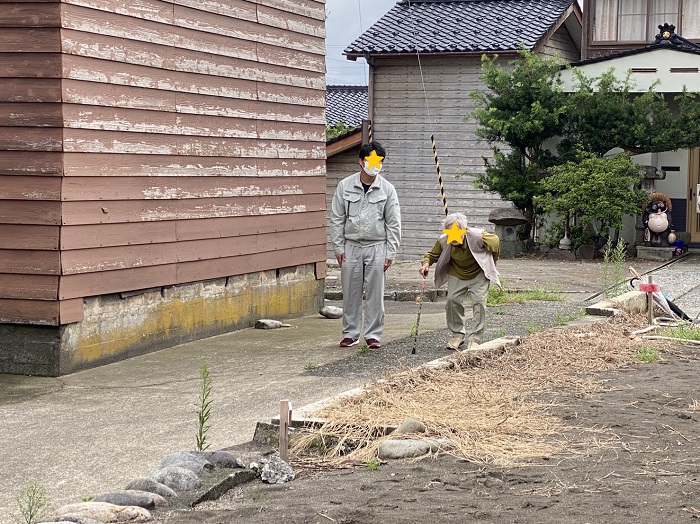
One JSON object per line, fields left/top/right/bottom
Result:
{"left": 11, "top": 481, "right": 50, "bottom": 524}
{"left": 304, "top": 362, "right": 317, "bottom": 371}
{"left": 358, "top": 344, "right": 370, "bottom": 354}
{"left": 195, "top": 363, "right": 213, "bottom": 452}
{"left": 362, "top": 458, "right": 381, "bottom": 471}
{"left": 527, "top": 322, "right": 541, "bottom": 335}
{"left": 637, "top": 347, "right": 659, "bottom": 363}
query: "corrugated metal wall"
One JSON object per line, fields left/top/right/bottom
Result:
{"left": 0, "top": 0, "right": 327, "bottom": 325}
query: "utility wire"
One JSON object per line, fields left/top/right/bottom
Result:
{"left": 405, "top": 0, "right": 447, "bottom": 215}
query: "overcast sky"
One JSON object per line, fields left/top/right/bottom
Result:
{"left": 325, "top": 0, "right": 398, "bottom": 86}
{"left": 324, "top": 0, "right": 585, "bottom": 86}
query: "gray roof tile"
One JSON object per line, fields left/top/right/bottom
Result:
{"left": 345, "top": 0, "right": 576, "bottom": 56}
{"left": 326, "top": 85, "right": 368, "bottom": 127}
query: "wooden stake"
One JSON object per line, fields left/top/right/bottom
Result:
{"left": 647, "top": 276, "right": 654, "bottom": 326}
{"left": 279, "top": 399, "right": 292, "bottom": 462}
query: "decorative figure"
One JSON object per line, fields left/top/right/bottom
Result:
{"left": 642, "top": 192, "right": 673, "bottom": 247}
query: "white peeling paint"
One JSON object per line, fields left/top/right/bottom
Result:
{"left": 141, "top": 184, "right": 303, "bottom": 199}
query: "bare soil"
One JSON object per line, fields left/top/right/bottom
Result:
{"left": 154, "top": 335, "right": 700, "bottom": 524}
{"left": 152, "top": 257, "right": 700, "bottom": 524}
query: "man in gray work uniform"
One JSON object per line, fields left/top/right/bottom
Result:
{"left": 329, "top": 141, "right": 402, "bottom": 349}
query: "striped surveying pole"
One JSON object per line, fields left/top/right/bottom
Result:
{"left": 431, "top": 134, "right": 448, "bottom": 216}
{"left": 413, "top": 135, "right": 448, "bottom": 355}
{"left": 361, "top": 119, "right": 372, "bottom": 145}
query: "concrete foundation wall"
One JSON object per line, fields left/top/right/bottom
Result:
{"left": 0, "top": 265, "right": 324, "bottom": 376}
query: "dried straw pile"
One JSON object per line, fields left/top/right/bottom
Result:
{"left": 292, "top": 313, "right": 676, "bottom": 466}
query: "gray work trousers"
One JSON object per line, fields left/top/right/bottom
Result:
{"left": 341, "top": 242, "right": 387, "bottom": 341}
{"left": 445, "top": 271, "right": 490, "bottom": 343}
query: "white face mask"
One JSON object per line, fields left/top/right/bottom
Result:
{"left": 363, "top": 161, "right": 382, "bottom": 176}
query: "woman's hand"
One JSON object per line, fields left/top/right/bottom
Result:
{"left": 419, "top": 263, "right": 429, "bottom": 277}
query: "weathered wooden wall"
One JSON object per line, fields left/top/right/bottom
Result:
{"left": 538, "top": 27, "right": 581, "bottom": 62}
{"left": 325, "top": 146, "right": 360, "bottom": 260}
{"left": 0, "top": 0, "right": 327, "bottom": 325}
{"left": 368, "top": 54, "right": 509, "bottom": 259}
{"left": 0, "top": 0, "right": 63, "bottom": 324}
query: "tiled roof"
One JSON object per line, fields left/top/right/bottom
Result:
{"left": 326, "top": 85, "right": 368, "bottom": 127}
{"left": 344, "top": 0, "right": 576, "bottom": 56}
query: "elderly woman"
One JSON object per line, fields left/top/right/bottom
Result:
{"left": 419, "top": 213, "right": 501, "bottom": 350}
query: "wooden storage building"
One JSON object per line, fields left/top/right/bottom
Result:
{"left": 338, "top": 0, "right": 582, "bottom": 258}
{"left": 0, "top": 0, "right": 327, "bottom": 375}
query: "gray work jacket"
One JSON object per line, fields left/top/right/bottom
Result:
{"left": 329, "top": 172, "right": 402, "bottom": 259}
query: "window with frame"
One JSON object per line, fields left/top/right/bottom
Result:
{"left": 593, "top": 0, "right": 700, "bottom": 42}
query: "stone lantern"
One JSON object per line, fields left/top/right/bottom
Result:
{"left": 488, "top": 207, "right": 528, "bottom": 258}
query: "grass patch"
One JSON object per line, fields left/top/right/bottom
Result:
{"left": 362, "top": 458, "right": 381, "bottom": 471}
{"left": 658, "top": 324, "right": 700, "bottom": 342}
{"left": 487, "top": 284, "right": 562, "bottom": 307}
{"left": 636, "top": 347, "right": 659, "bottom": 363}
{"left": 554, "top": 308, "right": 586, "bottom": 326}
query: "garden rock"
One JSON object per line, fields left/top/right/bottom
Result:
{"left": 394, "top": 417, "right": 426, "bottom": 435}
{"left": 319, "top": 305, "right": 343, "bottom": 319}
{"left": 93, "top": 490, "right": 167, "bottom": 509}
{"left": 151, "top": 466, "right": 202, "bottom": 491}
{"left": 51, "top": 501, "right": 152, "bottom": 523}
{"left": 254, "top": 319, "right": 291, "bottom": 329}
{"left": 427, "top": 438, "right": 457, "bottom": 453}
{"left": 161, "top": 459, "right": 210, "bottom": 477}
{"left": 160, "top": 452, "right": 212, "bottom": 470}
{"left": 576, "top": 244, "right": 596, "bottom": 259}
{"left": 378, "top": 439, "right": 432, "bottom": 460}
{"left": 123, "top": 479, "right": 177, "bottom": 498}
{"left": 189, "top": 450, "right": 244, "bottom": 469}
{"left": 41, "top": 519, "right": 103, "bottom": 524}
{"left": 260, "top": 456, "right": 295, "bottom": 484}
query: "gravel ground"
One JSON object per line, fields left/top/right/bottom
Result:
{"left": 305, "top": 298, "right": 587, "bottom": 381}
{"left": 315, "top": 254, "right": 700, "bottom": 384}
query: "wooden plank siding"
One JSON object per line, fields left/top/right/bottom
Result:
{"left": 0, "top": 0, "right": 328, "bottom": 325}
{"left": 366, "top": 55, "right": 511, "bottom": 258}
{"left": 325, "top": 147, "right": 360, "bottom": 260}
{"left": 0, "top": 24, "right": 63, "bottom": 265}
{"left": 344, "top": 26, "right": 580, "bottom": 259}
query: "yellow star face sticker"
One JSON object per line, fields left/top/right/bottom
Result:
{"left": 442, "top": 222, "right": 467, "bottom": 244}
{"left": 364, "top": 150, "right": 384, "bottom": 169}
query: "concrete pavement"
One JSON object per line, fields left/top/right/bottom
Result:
{"left": 1, "top": 254, "right": 698, "bottom": 521}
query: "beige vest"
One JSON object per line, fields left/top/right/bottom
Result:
{"left": 433, "top": 228, "right": 501, "bottom": 289}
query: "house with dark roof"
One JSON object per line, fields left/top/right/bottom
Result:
{"left": 332, "top": 0, "right": 583, "bottom": 258}
{"left": 560, "top": 2, "right": 700, "bottom": 252}
{"left": 324, "top": 86, "right": 370, "bottom": 259}
{"left": 325, "top": 85, "right": 368, "bottom": 168}
{"left": 326, "top": 85, "right": 368, "bottom": 128}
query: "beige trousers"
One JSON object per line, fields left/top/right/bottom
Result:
{"left": 445, "top": 271, "right": 490, "bottom": 343}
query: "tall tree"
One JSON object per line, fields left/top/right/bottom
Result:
{"left": 469, "top": 49, "right": 568, "bottom": 224}
{"left": 559, "top": 69, "right": 674, "bottom": 159}
{"left": 470, "top": 49, "right": 700, "bottom": 236}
